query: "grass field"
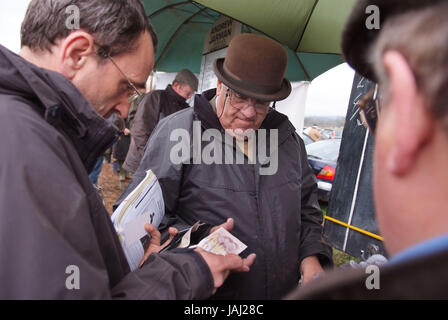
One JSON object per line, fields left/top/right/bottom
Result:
{"left": 319, "top": 201, "right": 360, "bottom": 267}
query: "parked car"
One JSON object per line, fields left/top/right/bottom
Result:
{"left": 334, "top": 129, "right": 343, "bottom": 139}
{"left": 320, "top": 129, "right": 333, "bottom": 140}
{"left": 303, "top": 126, "right": 321, "bottom": 142}
{"left": 298, "top": 132, "right": 315, "bottom": 145}
{"left": 305, "top": 139, "right": 341, "bottom": 202}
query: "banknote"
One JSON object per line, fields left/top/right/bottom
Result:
{"left": 197, "top": 227, "right": 247, "bottom": 256}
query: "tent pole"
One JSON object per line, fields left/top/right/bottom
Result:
{"left": 149, "top": 71, "right": 154, "bottom": 92}
{"left": 294, "top": 52, "right": 311, "bottom": 81}
{"left": 296, "top": 0, "right": 319, "bottom": 51}
{"left": 148, "top": 1, "right": 192, "bottom": 19}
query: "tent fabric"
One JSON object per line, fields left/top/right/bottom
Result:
{"left": 142, "top": 0, "right": 356, "bottom": 81}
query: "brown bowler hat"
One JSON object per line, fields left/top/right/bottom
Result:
{"left": 213, "top": 33, "right": 291, "bottom": 102}
{"left": 342, "top": 0, "right": 445, "bottom": 81}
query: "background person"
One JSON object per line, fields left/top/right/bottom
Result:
{"left": 124, "top": 69, "right": 198, "bottom": 173}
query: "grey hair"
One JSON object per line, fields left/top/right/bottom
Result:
{"left": 369, "top": 1, "right": 448, "bottom": 132}
{"left": 21, "top": 0, "right": 158, "bottom": 58}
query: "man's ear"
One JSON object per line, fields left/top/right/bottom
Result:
{"left": 59, "top": 31, "right": 96, "bottom": 80}
{"left": 216, "top": 79, "right": 222, "bottom": 96}
{"left": 383, "top": 50, "right": 433, "bottom": 175}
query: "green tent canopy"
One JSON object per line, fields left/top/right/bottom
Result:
{"left": 142, "top": 0, "right": 356, "bottom": 81}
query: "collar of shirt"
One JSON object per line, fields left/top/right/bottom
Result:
{"left": 389, "top": 233, "right": 448, "bottom": 265}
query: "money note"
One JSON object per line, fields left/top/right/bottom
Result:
{"left": 197, "top": 227, "right": 247, "bottom": 256}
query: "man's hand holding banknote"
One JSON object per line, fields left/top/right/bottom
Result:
{"left": 141, "top": 218, "right": 256, "bottom": 295}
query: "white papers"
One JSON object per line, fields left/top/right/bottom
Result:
{"left": 123, "top": 211, "right": 154, "bottom": 247}
{"left": 111, "top": 170, "right": 164, "bottom": 271}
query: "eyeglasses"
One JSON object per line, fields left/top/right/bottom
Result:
{"left": 106, "top": 54, "right": 144, "bottom": 103}
{"left": 358, "top": 85, "right": 381, "bottom": 134}
{"left": 226, "top": 88, "right": 270, "bottom": 111}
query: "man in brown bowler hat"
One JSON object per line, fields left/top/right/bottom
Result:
{"left": 287, "top": 0, "right": 448, "bottom": 299}
{"left": 116, "top": 33, "right": 333, "bottom": 299}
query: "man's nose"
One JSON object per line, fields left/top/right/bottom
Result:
{"left": 240, "top": 102, "right": 257, "bottom": 120}
{"left": 115, "top": 102, "right": 131, "bottom": 119}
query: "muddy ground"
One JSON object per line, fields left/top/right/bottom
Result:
{"left": 98, "top": 161, "right": 130, "bottom": 215}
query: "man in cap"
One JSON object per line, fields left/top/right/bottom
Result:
{"left": 124, "top": 69, "right": 199, "bottom": 173}
{"left": 0, "top": 0, "right": 254, "bottom": 299}
{"left": 117, "top": 33, "right": 333, "bottom": 299}
{"left": 287, "top": 0, "right": 448, "bottom": 299}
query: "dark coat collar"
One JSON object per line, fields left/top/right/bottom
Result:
{"left": 166, "top": 84, "right": 188, "bottom": 105}
{"left": 0, "top": 45, "right": 119, "bottom": 173}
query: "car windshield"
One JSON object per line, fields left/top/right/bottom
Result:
{"left": 298, "top": 132, "right": 314, "bottom": 145}
{"left": 305, "top": 139, "right": 341, "bottom": 162}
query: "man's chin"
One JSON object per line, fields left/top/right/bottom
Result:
{"left": 228, "top": 127, "right": 257, "bottom": 140}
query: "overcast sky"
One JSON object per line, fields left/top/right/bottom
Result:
{"left": 0, "top": 0, "right": 30, "bottom": 53}
{"left": 0, "top": 0, "right": 355, "bottom": 119}
{"left": 305, "top": 63, "right": 355, "bottom": 117}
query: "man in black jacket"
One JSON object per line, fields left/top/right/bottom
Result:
{"left": 117, "top": 33, "right": 333, "bottom": 299}
{"left": 0, "top": 0, "right": 254, "bottom": 299}
{"left": 124, "top": 69, "right": 198, "bottom": 173}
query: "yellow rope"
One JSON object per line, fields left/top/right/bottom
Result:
{"left": 324, "top": 215, "right": 384, "bottom": 241}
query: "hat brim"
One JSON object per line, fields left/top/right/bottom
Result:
{"left": 213, "top": 58, "right": 291, "bottom": 102}
{"left": 342, "top": 0, "right": 445, "bottom": 82}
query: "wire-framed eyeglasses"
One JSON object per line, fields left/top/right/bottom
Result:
{"left": 106, "top": 53, "right": 145, "bottom": 103}
{"left": 226, "top": 88, "right": 271, "bottom": 111}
